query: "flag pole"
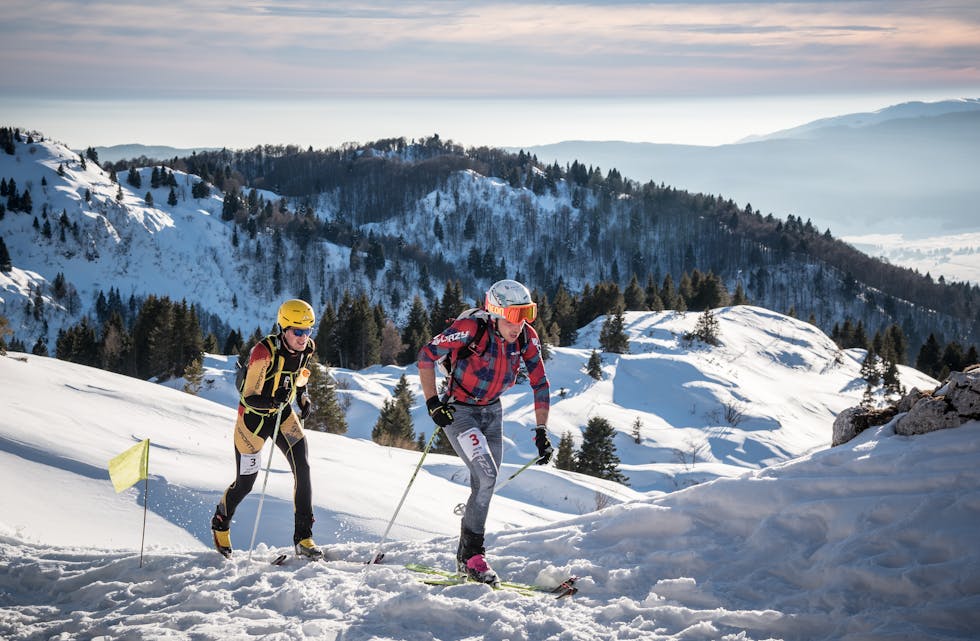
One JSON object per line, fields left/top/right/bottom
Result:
{"left": 139, "top": 444, "right": 149, "bottom": 568}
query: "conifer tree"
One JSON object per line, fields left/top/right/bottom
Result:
{"left": 304, "top": 358, "right": 348, "bottom": 434}
{"left": 372, "top": 391, "right": 416, "bottom": 450}
{"left": 575, "top": 416, "right": 628, "bottom": 484}
{"left": 644, "top": 274, "right": 664, "bottom": 311}
{"left": 731, "top": 281, "right": 749, "bottom": 306}
{"left": 0, "top": 236, "right": 11, "bottom": 272}
{"left": 599, "top": 306, "right": 629, "bottom": 354}
{"left": 31, "top": 337, "right": 48, "bottom": 357}
{"left": 182, "top": 357, "right": 204, "bottom": 395}
{"left": 916, "top": 334, "right": 942, "bottom": 379}
{"left": 687, "top": 308, "right": 721, "bottom": 346}
{"left": 551, "top": 282, "right": 578, "bottom": 346}
{"left": 400, "top": 296, "right": 432, "bottom": 365}
{"left": 624, "top": 274, "right": 646, "bottom": 311}
{"left": 314, "top": 302, "right": 339, "bottom": 366}
{"left": 555, "top": 432, "right": 576, "bottom": 471}
{"left": 586, "top": 349, "right": 603, "bottom": 380}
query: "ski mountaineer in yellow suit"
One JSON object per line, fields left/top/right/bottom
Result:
{"left": 211, "top": 299, "right": 322, "bottom": 560}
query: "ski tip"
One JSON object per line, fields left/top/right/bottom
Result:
{"left": 365, "top": 552, "right": 385, "bottom": 565}
{"left": 271, "top": 554, "right": 288, "bottom": 566}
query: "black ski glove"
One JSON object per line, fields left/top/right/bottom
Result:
{"left": 273, "top": 385, "right": 291, "bottom": 406}
{"left": 298, "top": 393, "right": 312, "bottom": 420}
{"left": 426, "top": 396, "right": 456, "bottom": 428}
{"left": 534, "top": 426, "right": 553, "bottom": 464}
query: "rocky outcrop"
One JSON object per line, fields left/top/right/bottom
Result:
{"left": 833, "top": 364, "right": 980, "bottom": 446}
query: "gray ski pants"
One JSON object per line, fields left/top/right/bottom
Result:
{"left": 442, "top": 401, "right": 503, "bottom": 536}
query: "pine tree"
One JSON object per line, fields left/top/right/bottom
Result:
{"left": 127, "top": 167, "right": 142, "bottom": 188}
{"left": 31, "top": 337, "right": 48, "bottom": 357}
{"left": 372, "top": 397, "right": 416, "bottom": 449}
{"left": 0, "top": 236, "right": 12, "bottom": 272}
{"left": 182, "top": 357, "right": 204, "bottom": 395}
{"left": 731, "top": 281, "right": 749, "bottom": 305}
{"left": 400, "top": 295, "right": 432, "bottom": 366}
{"left": 586, "top": 349, "right": 603, "bottom": 380}
{"left": 167, "top": 186, "right": 178, "bottom": 206}
{"left": 599, "top": 306, "right": 629, "bottom": 354}
{"left": 624, "top": 274, "right": 646, "bottom": 311}
{"left": 304, "top": 358, "right": 348, "bottom": 434}
{"left": 687, "top": 308, "right": 720, "bottom": 345}
{"left": 551, "top": 282, "right": 578, "bottom": 346}
{"left": 555, "top": 432, "right": 576, "bottom": 471}
{"left": 575, "top": 416, "right": 628, "bottom": 484}
{"left": 916, "top": 334, "right": 943, "bottom": 379}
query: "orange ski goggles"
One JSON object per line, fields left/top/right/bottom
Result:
{"left": 486, "top": 301, "right": 537, "bottom": 324}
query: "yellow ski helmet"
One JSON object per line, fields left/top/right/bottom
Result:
{"left": 277, "top": 299, "right": 315, "bottom": 330}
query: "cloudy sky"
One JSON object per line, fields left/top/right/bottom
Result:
{"left": 2, "top": 0, "right": 979, "bottom": 148}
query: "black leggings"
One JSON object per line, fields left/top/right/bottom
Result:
{"left": 220, "top": 414, "right": 313, "bottom": 543}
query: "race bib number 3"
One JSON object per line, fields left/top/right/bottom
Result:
{"left": 239, "top": 452, "right": 261, "bottom": 476}
{"left": 456, "top": 427, "right": 489, "bottom": 462}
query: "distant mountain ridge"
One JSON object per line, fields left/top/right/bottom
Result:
{"left": 90, "top": 143, "right": 220, "bottom": 164}
{"left": 521, "top": 100, "right": 980, "bottom": 241}
{"left": 737, "top": 98, "right": 980, "bottom": 142}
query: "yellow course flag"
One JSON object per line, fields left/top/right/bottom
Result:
{"left": 108, "top": 439, "right": 150, "bottom": 493}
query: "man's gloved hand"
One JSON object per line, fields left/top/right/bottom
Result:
{"left": 534, "top": 425, "right": 553, "bottom": 464}
{"left": 298, "top": 393, "right": 312, "bottom": 420}
{"left": 273, "top": 386, "right": 291, "bottom": 406}
{"left": 426, "top": 396, "right": 456, "bottom": 427}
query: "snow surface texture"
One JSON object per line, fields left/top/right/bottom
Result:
{"left": 1, "top": 307, "right": 977, "bottom": 641}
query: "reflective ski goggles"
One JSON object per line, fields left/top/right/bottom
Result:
{"left": 486, "top": 301, "right": 537, "bottom": 324}
{"left": 288, "top": 327, "right": 314, "bottom": 337}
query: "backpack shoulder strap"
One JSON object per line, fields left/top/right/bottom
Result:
{"left": 465, "top": 315, "right": 489, "bottom": 357}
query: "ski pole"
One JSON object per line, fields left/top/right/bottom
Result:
{"left": 367, "top": 426, "right": 442, "bottom": 565}
{"left": 453, "top": 454, "right": 542, "bottom": 516}
{"left": 246, "top": 401, "right": 288, "bottom": 563}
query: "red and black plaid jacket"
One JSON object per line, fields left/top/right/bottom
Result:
{"left": 418, "top": 317, "right": 550, "bottom": 412}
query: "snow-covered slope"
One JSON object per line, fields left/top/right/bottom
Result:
{"left": 3, "top": 307, "right": 972, "bottom": 640}
{"left": 0, "top": 135, "right": 351, "bottom": 346}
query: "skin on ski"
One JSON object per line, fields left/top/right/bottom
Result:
{"left": 404, "top": 562, "right": 578, "bottom": 597}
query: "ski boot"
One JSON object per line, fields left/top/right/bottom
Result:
{"left": 461, "top": 554, "right": 500, "bottom": 587}
{"left": 211, "top": 506, "right": 232, "bottom": 559}
{"left": 294, "top": 538, "right": 324, "bottom": 561}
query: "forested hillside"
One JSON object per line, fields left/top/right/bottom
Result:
{"left": 115, "top": 134, "right": 979, "bottom": 355}
{"left": 1, "top": 127, "right": 977, "bottom": 382}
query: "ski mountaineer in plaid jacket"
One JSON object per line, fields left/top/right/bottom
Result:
{"left": 417, "top": 279, "right": 554, "bottom": 586}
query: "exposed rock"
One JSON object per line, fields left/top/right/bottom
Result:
{"left": 832, "top": 406, "right": 897, "bottom": 447}
{"left": 834, "top": 366, "right": 980, "bottom": 446}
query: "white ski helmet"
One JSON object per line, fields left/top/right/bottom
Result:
{"left": 485, "top": 279, "right": 537, "bottom": 323}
